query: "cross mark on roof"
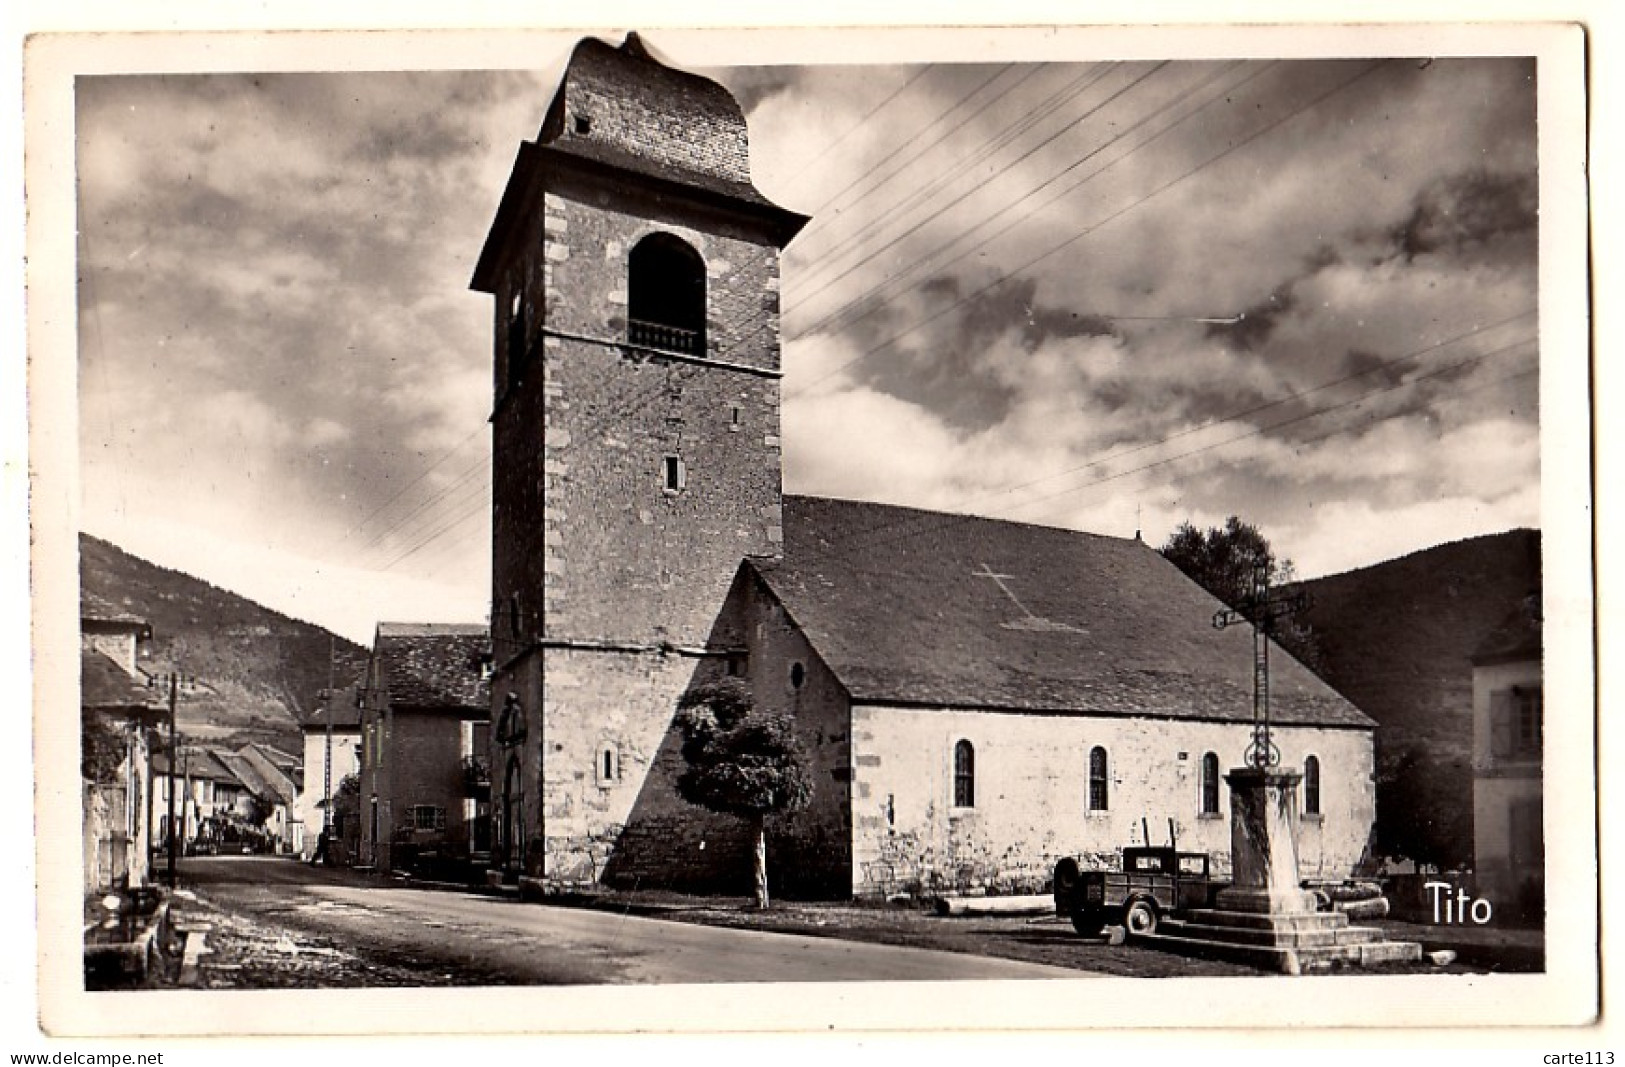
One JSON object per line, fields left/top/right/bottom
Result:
{"left": 972, "top": 562, "right": 1087, "bottom": 635}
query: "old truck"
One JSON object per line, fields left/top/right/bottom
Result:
{"left": 1053, "top": 844, "right": 1227, "bottom": 936}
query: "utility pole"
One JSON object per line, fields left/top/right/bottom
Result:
{"left": 1212, "top": 561, "right": 1311, "bottom": 770}
{"left": 165, "top": 672, "right": 178, "bottom": 889}
{"left": 324, "top": 637, "right": 335, "bottom": 836}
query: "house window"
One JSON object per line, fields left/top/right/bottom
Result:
{"left": 369, "top": 795, "right": 379, "bottom": 845}
{"left": 597, "top": 745, "right": 620, "bottom": 785}
{"left": 724, "top": 652, "right": 748, "bottom": 677}
{"left": 1200, "top": 752, "right": 1221, "bottom": 815}
{"left": 628, "top": 233, "right": 706, "bottom": 354}
{"left": 728, "top": 403, "right": 743, "bottom": 432}
{"left": 1304, "top": 755, "right": 1321, "bottom": 816}
{"left": 663, "top": 455, "right": 687, "bottom": 493}
{"left": 1088, "top": 746, "right": 1109, "bottom": 812}
{"left": 573, "top": 114, "right": 591, "bottom": 135}
{"left": 953, "top": 740, "right": 975, "bottom": 808}
{"left": 1509, "top": 798, "right": 1544, "bottom": 871}
{"left": 411, "top": 805, "right": 447, "bottom": 832}
{"left": 1491, "top": 685, "right": 1543, "bottom": 761}
{"left": 790, "top": 662, "right": 806, "bottom": 690}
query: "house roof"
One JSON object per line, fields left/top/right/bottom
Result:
{"left": 212, "top": 749, "right": 294, "bottom": 806}
{"left": 234, "top": 744, "right": 298, "bottom": 805}
{"left": 187, "top": 749, "right": 243, "bottom": 785}
{"left": 1472, "top": 593, "right": 1543, "bottom": 665}
{"left": 80, "top": 649, "right": 157, "bottom": 711}
{"left": 373, "top": 623, "right": 490, "bottom": 710}
{"left": 749, "top": 496, "right": 1373, "bottom": 729}
{"left": 152, "top": 749, "right": 241, "bottom": 784}
{"left": 302, "top": 681, "right": 365, "bottom": 730}
{"left": 80, "top": 590, "right": 150, "bottom": 634}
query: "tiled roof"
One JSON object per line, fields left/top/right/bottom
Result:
{"left": 212, "top": 750, "right": 262, "bottom": 795}
{"left": 235, "top": 745, "right": 298, "bottom": 805}
{"left": 752, "top": 496, "right": 1373, "bottom": 729}
{"left": 187, "top": 749, "right": 243, "bottom": 785}
{"left": 1472, "top": 594, "right": 1543, "bottom": 665}
{"left": 153, "top": 749, "right": 241, "bottom": 784}
{"left": 80, "top": 649, "right": 157, "bottom": 711}
{"left": 374, "top": 623, "right": 490, "bottom": 710}
{"left": 80, "top": 590, "right": 149, "bottom": 632}
{"left": 541, "top": 34, "right": 777, "bottom": 209}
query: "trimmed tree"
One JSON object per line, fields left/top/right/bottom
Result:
{"left": 674, "top": 678, "right": 812, "bottom": 909}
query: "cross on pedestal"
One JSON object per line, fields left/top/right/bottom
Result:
{"left": 1211, "top": 560, "right": 1311, "bottom": 770}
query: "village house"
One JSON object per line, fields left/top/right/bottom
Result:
{"left": 1471, "top": 593, "right": 1543, "bottom": 923}
{"left": 358, "top": 624, "right": 491, "bottom": 873}
{"left": 474, "top": 34, "right": 1379, "bottom": 898}
{"left": 80, "top": 593, "right": 163, "bottom": 893}
{"left": 151, "top": 747, "right": 243, "bottom": 855}
{"left": 294, "top": 681, "right": 364, "bottom": 861}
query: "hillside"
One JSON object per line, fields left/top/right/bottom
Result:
{"left": 79, "top": 533, "right": 370, "bottom": 752}
{"left": 1296, "top": 528, "right": 1541, "bottom": 866}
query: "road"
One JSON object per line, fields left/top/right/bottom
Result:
{"left": 177, "top": 856, "right": 1099, "bottom": 985}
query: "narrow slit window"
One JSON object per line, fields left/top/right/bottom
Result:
{"left": 1200, "top": 751, "right": 1220, "bottom": 815}
{"left": 728, "top": 403, "right": 743, "bottom": 432}
{"left": 1304, "top": 755, "right": 1321, "bottom": 816}
{"left": 663, "top": 455, "right": 686, "bottom": 492}
{"left": 1088, "top": 746, "right": 1109, "bottom": 812}
{"left": 953, "top": 740, "right": 975, "bottom": 808}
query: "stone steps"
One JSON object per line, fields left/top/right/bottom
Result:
{"left": 1161, "top": 917, "right": 1386, "bottom": 948}
{"left": 1139, "top": 927, "right": 1422, "bottom": 975}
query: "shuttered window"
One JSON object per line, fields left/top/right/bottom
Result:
{"left": 1490, "top": 685, "right": 1542, "bottom": 761}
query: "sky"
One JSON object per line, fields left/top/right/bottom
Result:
{"left": 71, "top": 35, "right": 1544, "bottom": 645}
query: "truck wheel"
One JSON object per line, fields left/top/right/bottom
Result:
{"left": 1053, "top": 858, "right": 1081, "bottom": 896}
{"left": 1123, "top": 899, "right": 1159, "bottom": 936}
{"left": 1069, "top": 908, "right": 1105, "bottom": 936}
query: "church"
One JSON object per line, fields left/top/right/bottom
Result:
{"left": 472, "top": 33, "right": 1376, "bottom": 899}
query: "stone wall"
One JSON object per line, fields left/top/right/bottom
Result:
{"left": 848, "top": 706, "right": 1376, "bottom": 898}
{"left": 545, "top": 645, "right": 750, "bottom": 892}
{"left": 735, "top": 569, "right": 854, "bottom": 898}
{"left": 485, "top": 161, "right": 792, "bottom": 891}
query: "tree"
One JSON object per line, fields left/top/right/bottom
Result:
{"left": 674, "top": 678, "right": 813, "bottom": 909}
{"left": 1160, "top": 516, "right": 1293, "bottom": 608}
{"left": 1161, "top": 515, "right": 1323, "bottom": 670}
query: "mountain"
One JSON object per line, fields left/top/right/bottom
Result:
{"left": 1295, "top": 528, "right": 1541, "bottom": 867}
{"left": 79, "top": 533, "right": 370, "bottom": 752}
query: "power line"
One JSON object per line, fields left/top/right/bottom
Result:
{"left": 785, "top": 59, "right": 1386, "bottom": 400}
{"left": 337, "top": 423, "right": 487, "bottom": 548}
{"left": 792, "top": 322, "right": 1535, "bottom": 564}
{"left": 787, "top": 60, "right": 1264, "bottom": 343}
{"left": 790, "top": 60, "right": 1169, "bottom": 307}
{"left": 775, "top": 64, "right": 938, "bottom": 195}
{"left": 792, "top": 61, "right": 1054, "bottom": 273}
{"left": 1008, "top": 333, "right": 1537, "bottom": 526}
{"left": 804, "top": 63, "right": 1016, "bottom": 220}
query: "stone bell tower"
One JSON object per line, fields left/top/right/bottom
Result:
{"left": 471, "top": 33, "right": 808, "bottom": 888}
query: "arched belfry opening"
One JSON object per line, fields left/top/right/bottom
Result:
{"left": 628, "top": 232, "right": 706, "bottom": 355}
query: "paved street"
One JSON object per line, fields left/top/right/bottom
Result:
{"left": 175, "top": 856, "right": 1100, "bottom": 986}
